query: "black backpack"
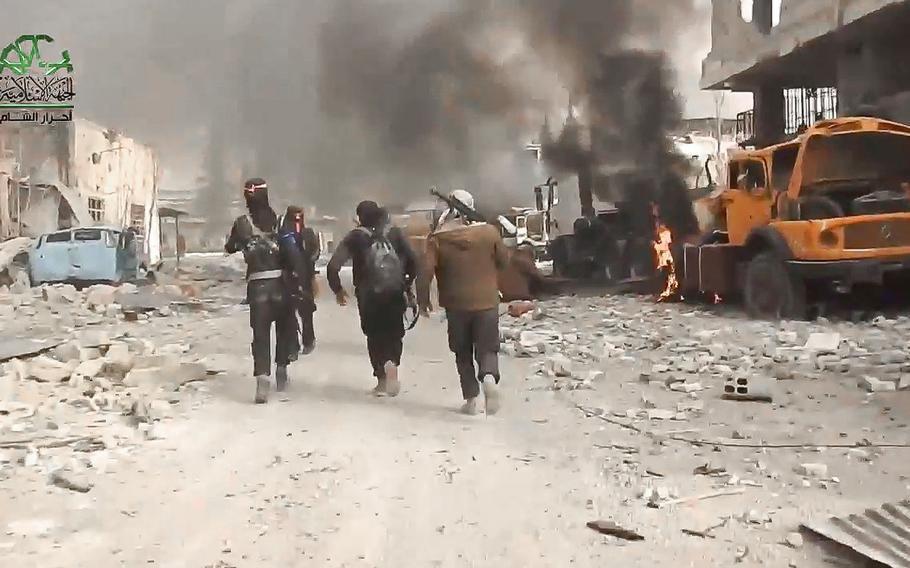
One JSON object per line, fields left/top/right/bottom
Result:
{"left": 358, "top": 225, "right": 404, "bottom": 296}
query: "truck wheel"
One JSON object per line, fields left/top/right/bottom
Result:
{"left": 744, "top": 252, "right": 806, "bottom": 320}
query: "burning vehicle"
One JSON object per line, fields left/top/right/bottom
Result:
{"left": 678, "top": 117, "right": 910, "bottom": 318}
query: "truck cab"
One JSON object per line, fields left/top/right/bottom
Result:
{"left": 682, "top": 117, "right": 910, "bottom": 318}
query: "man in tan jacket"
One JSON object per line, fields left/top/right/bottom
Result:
{"left": 418, "top": 190, "right": 509, "bottom": 415}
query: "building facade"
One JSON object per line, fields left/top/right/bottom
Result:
{"left": 0, "top": 118, "right": 161, "bottom": 262}
{"left": 701, "top": 0, "right": 910, "bottom": 146}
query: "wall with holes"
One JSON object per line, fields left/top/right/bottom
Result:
{"left": 68, "top": 118, "right": 161, "bottom": 263}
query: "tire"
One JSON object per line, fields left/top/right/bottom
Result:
{"left": 743, "top": 251, "right": 807, "bottom": 320}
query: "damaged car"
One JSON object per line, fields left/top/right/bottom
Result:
{"left": 28, "top": 226, "right": 141, "bottom": 287}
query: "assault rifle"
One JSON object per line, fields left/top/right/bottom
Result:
{"left": 430, "top": 187, "right": 487, "bottom": 225}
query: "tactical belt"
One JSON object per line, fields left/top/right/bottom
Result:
{"left": 248, "top": 269, "right": 283, "bottom": 281}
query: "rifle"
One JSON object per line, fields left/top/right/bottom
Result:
{"left": 430, "top": 187, "right": 487, "bottom": 225}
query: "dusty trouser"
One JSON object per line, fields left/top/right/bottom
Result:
{"left": 446, "top": 308, "right": 500, "bottom": 400}
{"left": 287, "top": 298, "right": 316, "bottom": 357}
{"left": 357, "top": 290, "right": 406, "bottom": 382}
{"left": 248, "top": 279, "right": 296, "bottom": 377}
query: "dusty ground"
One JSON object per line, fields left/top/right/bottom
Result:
{"left": 1, "top": 266, "right": 908, "bottom": 567}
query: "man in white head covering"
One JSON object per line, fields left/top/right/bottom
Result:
{"left": 418, "top": 190, "right": 509, "bottom": 415}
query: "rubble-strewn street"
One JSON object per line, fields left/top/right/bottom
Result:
{"left": 1, "top": 258, "right": 907, "bottom": 567}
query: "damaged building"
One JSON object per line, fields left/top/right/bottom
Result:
{"left": 0, "top": 118, "right": 161, "bottom": 263}
{"left": 702, "top": 0, "right": 910, "bottom": 146}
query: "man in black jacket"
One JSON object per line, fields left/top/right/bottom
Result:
{"left": 327, "top": 201, "right": 416, "bottom": 397}
{"left": 225, "top": 178, "right": 307, "bottom": 403}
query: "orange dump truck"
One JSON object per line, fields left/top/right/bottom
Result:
{"left": 680, "top": 117, "right": 910, "bottom": 318}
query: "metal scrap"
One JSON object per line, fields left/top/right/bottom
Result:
{"left": 802, "top": 499, "right": 910, "bottom": 568}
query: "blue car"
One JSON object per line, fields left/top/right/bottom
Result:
{"left": 29, "top": 227, "right": 141, "bottom": 286}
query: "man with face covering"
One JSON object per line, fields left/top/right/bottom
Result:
{"left": 278, "top": 206, "right": 319, "bottom": 356}
{"left": 225, "top": 178, "right": 306, "bottom": 403}
{"left": 327, "top": 200, "right": 417, "bottom": 396}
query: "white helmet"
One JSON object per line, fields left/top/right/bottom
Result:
{"left": 449, "top": 189, "right": 475, "bottom": 210}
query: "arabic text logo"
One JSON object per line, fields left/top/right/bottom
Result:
{"left": 0, "top": 34, "right": 75, "bottom": 125}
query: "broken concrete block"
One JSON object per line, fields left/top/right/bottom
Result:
{"left": 103, "top": 343, "right": 134, "bottom": 378}
{"left": 507, "top": 301, "right": 536, "bottom": 318}
{"left": 50, "top": 340, "right": 81, "bottom": 363}
{"left": 899, "top": 375, "right": 910, "bottom": 391}
{"left": 670, "top": 381, "right": 703, "bottom": 393}
{"left": 148, "top": 399, "right": 172, "bottom": 420}
{"left": 73, "top": 358, "right": 105, "bottom": 379}
{"left": 85, "top": 284, "right": 117, "bottom": 309}
{"left": 49, "top": 468, "right": 93, "bottom": 493}
{"left": 804, "top": 332, "right": 841, "bottom": 353}
{"left": 26, "top": 355, "right": 71, "bottom": 383}
{"left": 860, "top": 375, "right": 897, "bottom": 393}
{"left": 785, "top": 532, "right": 804, "bottom": 549}
{"left": 545, "top": 354, "right": 573, "bottom": 378}
{"left": 74, "top": 329, "right": 111, "bottom": 348}
{"left": 794, "top": 463, "right": 828, "bottom": 477}
{"left": 123, "top": 361, "right": 208, "bottom": 390}
{"left": 42, "top": 284, "right": 78, "bottom": 304}
{"left": 586, "top": 370, "right": 605, "bottom": 382}
{"left": 647, "top": 409, "right": 675, "bottom": 421}
{"left": 723, "top": 375, "right": 774, "bottom": 402}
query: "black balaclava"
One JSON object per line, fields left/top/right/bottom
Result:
{"left": 355, "top": 200, "right": 383, "bottom": 231}
{"left": 282, "top": 205, "right": 304, "bottom": 235}
{"left": 243, "top": 178, "right": 277, "bottom": 231}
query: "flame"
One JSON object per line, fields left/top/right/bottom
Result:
{"left": 713, "top": 293, "right": 722, "bottom": 304}
{"left": 652, "top": 205, "right": 678, "bottom": 301}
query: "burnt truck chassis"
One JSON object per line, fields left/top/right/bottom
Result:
{"left": 549, "top": 204, "right": 658, "bottom": 284}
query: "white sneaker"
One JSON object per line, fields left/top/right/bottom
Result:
{"left": 383, "top": 362, "right": 400, "bottom": 397}
{"left": 460, "top": 397, "right": 479, "bottom": 415}
{"left": 482, "top": 376, "right": 501, "bottom": 415}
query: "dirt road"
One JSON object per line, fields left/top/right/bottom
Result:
{"left": 2, "top": 271, "right": 907, "bottom": 567}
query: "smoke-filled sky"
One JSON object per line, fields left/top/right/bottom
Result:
{"left": 2, "top": 0, "right": 750, "bottom": 218}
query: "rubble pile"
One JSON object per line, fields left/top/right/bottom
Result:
{"left": 0, "top": 326, "right": 226, "bottom": 489}
{"left": 501, "top": 297, "right": 910, "bottom": 397}
{"left": 0, "top": 267, "right": 243, "bottom": 492}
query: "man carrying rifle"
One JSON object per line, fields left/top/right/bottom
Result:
{"left": 418, "top": 190, "right": 509, "bottom": 416}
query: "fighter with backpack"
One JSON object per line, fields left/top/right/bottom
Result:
{"left": 326, "top": 201, "right": 418, "bottom": 397}
{"left": 225, "top": 178, "right": 309, "bottom": 404}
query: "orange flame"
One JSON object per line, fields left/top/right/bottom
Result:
{"left": 652, "top": 204, "right": 678, "bottom": 301}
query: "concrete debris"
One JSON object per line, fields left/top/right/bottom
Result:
{"left": 784, "top": 532, "right": 803, "bottom": 549}
{"left": 860, "top": 375, "right": 897, "bottom": 393}
{"left": 794, "top": 463, "right": 828, "bottom": 477}
{"left": 25, "top": 355, "right": 73, "bottom": 383}
{"left": 49, "top": 468, "right": 93, "bottom": 493}
{"left": 804, "top": 332, "right": 841, "bottom": 352}
{"left": 545, "top": 354, "right": 574, "bottom": 378}
{"left": 85, "top": 284, "right": 118, "bottom": 310}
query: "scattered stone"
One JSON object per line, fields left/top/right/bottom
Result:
{"left": 545, "top": 354, "right": 574, "bottom": 378}
{"left": 73, "top": 358, "right": 105, "bottom": 379}
{"left": 42, "top": 284, "right": 78, "bottom": 304}
{"left": 804, "top": 332, "right": 841, "bottom": 352}
{"left": 898, "top": 375, "right": 910, "bottom": 391}
{"left": 794, "top": 463, "right": 828, "bottom": 477}
{"left": 785, "top": 532, "right": 804, "bottom": 549}
{"left": 49, "top": 468, "right": 93, "bottom": 493}
{"left": 647, "top": 409, "right": 675, "bottom": 421}
{"left": 26, "top": 355, "right": 71, "bottom": 383}
{"left": 507, "top": 301, "right": 536, "bottom": 318}
{"left": 85, "top": 284, "right": 117, "bottom": 309}
{"left": 670, "top": 381, "right": 703, "bottom": 393}
{"left": 860, "top": 376, "right": 897, "bottom": 393}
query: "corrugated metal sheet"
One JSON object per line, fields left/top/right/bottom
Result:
{"left": 802, "top": 499, "right": 910, "bottom": 568}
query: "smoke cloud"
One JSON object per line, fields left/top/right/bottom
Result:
{"left": 4, "top": 0, "right": 707, "bottom": 234}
